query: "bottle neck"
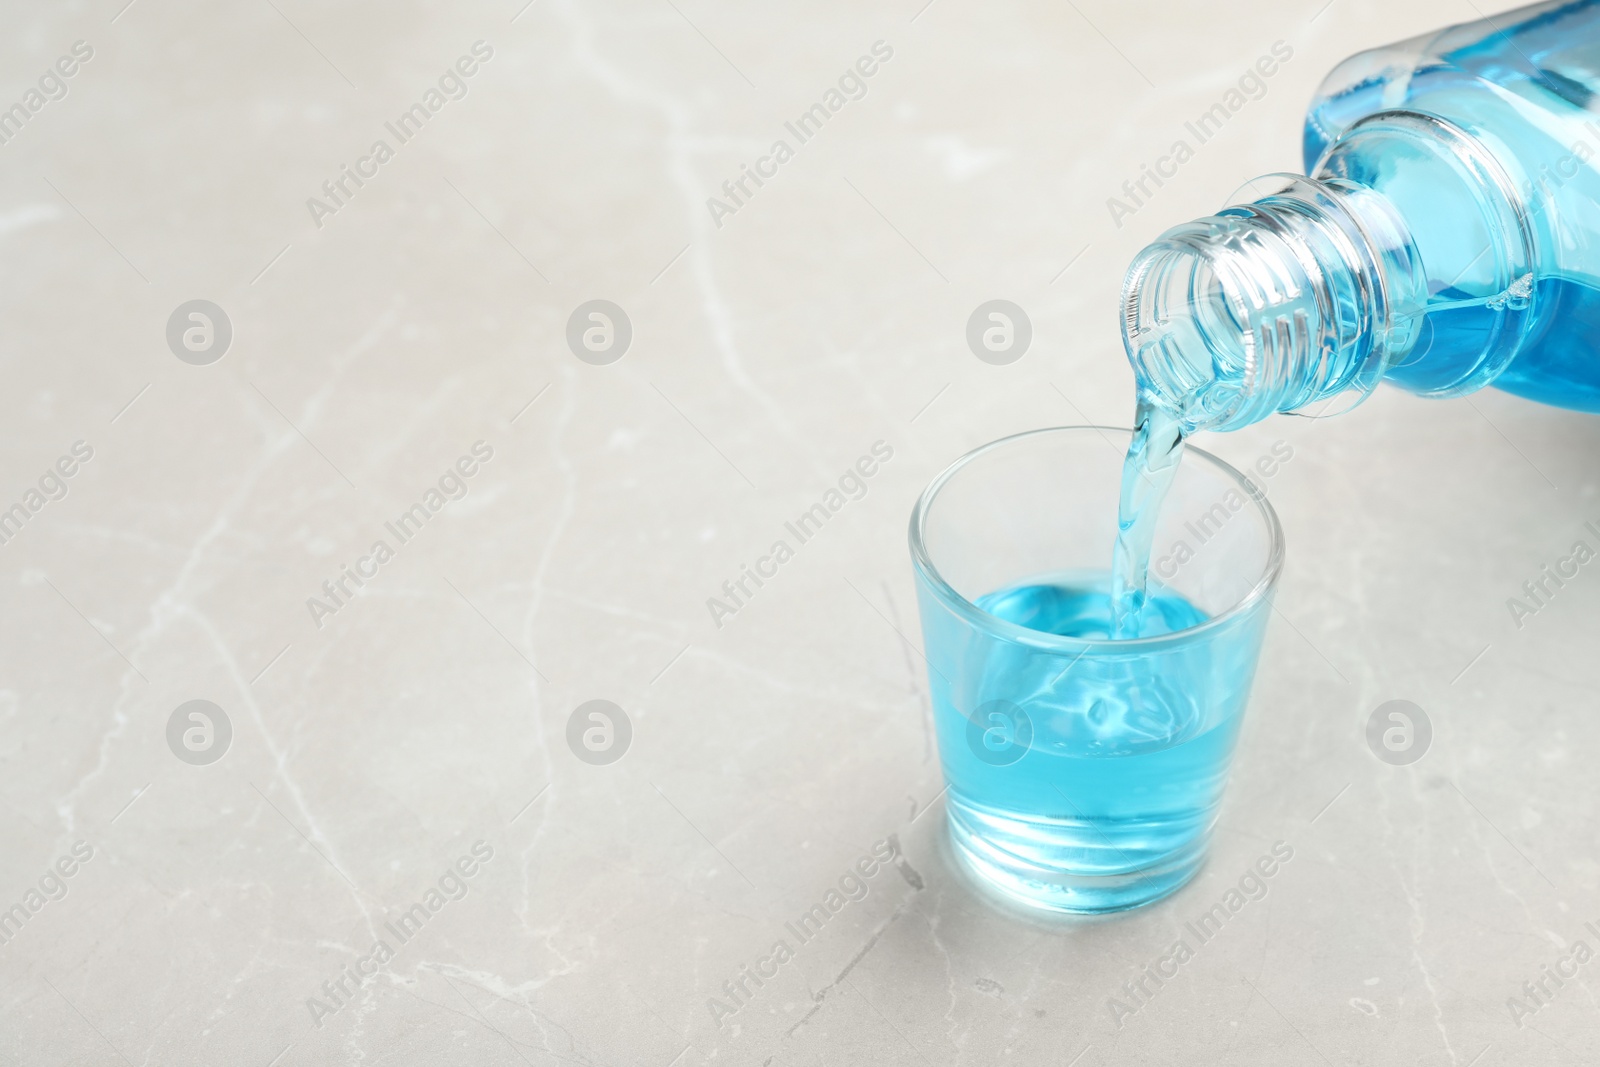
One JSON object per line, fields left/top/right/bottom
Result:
{"left": 1121, "top": 174, "right": 1427, "bottom": 433}
{"left": 1122, "top": 112, "right": 1538, "bottom": 433}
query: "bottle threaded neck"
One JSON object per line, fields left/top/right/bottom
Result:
{"left": 1121, "top": 175, "right": 1425, "bottom": 433}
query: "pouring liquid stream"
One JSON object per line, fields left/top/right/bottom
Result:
{"left": 1109, "top": 398, "right": 1187, "bottom": 639}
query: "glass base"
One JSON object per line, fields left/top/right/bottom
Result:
{"left": 946, "top": 806, "right": 1210, "bottom": 915}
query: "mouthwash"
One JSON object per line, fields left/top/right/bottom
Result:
{"left": 1122, "top": 0, "right": 1600, "bottom": 435}
{"left": 1109, "top": 399, "right": 1186, "bottom": 636}
{"left": 936, "top": 569, "right": 1263, "bottom": 911}
{"left": 912, "top": 428, "right": 1280, "bottom": 914}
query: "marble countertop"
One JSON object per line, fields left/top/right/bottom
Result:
{"left": 4, "top": 0, "right": 1598, "bottom": 1063}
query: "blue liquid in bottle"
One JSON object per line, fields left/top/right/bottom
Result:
{"left": 1123, "top": 0, "right": 1600, "bottom": 433}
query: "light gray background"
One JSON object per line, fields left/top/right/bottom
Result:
{"left": 3, "top": 0, "right": 1597, "bottom": 1064}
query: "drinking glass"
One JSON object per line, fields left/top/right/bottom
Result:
{"left": 909, "top": 426, "right": 1284, "bottom": 913}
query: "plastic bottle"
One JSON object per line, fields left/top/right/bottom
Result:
{"left": 1122, "top": 0, "right": 1600, "bottom": 433}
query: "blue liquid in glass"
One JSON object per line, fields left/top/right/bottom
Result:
{"left": 981, "top": 573, "right": 1205, "bottom": 640}
{"left": 932, "top": 563, "right": 1265, "bottom": 913}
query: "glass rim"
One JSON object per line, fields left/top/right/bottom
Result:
{"left": 908, "top": 424, "right": 1287, "bottom": 652}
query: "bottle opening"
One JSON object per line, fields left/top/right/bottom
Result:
{"left": 1120, "top": 176, "right": 1417, "bottom": 433}
{"left": 1121, "top": 238, "right": 1260, "bottom": 432}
